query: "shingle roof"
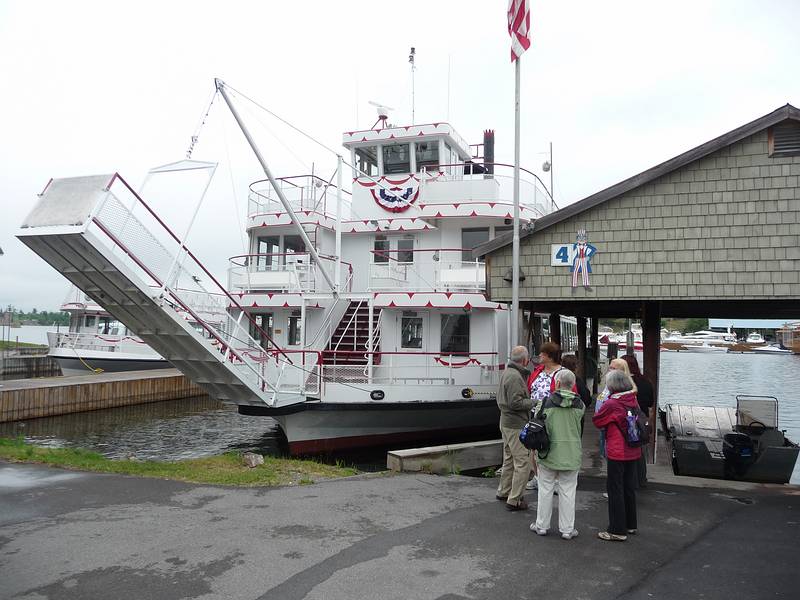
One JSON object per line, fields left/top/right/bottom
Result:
{"left": 474, "top": 103, "right": 800, "bottom": 258}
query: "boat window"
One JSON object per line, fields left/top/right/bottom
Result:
{"left": 97, "top": 317, "right": 111, "bottom": 334}
{"left": 401, "top": 316, "right": 423, "bottom": 349}
{"left": 288, "top": 313, "right": 302, "bottom": 346}
{"left": 256, "top": 236, "right": 280, "bottom": 271}
{"left": 382, "top": 143, "right": 411, "bottom": 174}
{"left": 283, "top": 235, "right": 306, "bottom": 266}
{"left": 415, "top": 141, "right": 439, "bottom": 172}
{"left": 441, "top": 314, "right": 470, "bottom": 355}
{"left": 493, "top": 225, "right": 512, "bottom": 237}
{"left": 355, "top": 146, "right": 378, "bottom": 177}
{"left": 84, "top": 315, "right": 96, "bottom": 329}
{"left": 397, "top": 238, "right": 414, "bottom": 263}
{"left": 249, "top": 313, "right": 273, "bottom": 350}
{"left": 461, "top": 227, "right": 490, "bottom": 261}
{"left": 373, "top": 235, "right": 390, "bottom": 263}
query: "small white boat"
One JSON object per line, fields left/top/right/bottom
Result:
{"left": 746, "top": 332, "right": 766, "bottom": 345}
{"left": 683, "top": 342, "right": 727, "bottom": 353}
{"left": 751, "top": 345, "right": 792, "bottom": 355}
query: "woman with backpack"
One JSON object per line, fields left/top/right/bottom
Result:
{"left": 592, "top": 369, "right": 642, "bottom": 541}
{"left": 621, "top": 354, "right": 654, "bottom": 488}
{"left": 525, "top": 342, "right": 565, "bottom": 490}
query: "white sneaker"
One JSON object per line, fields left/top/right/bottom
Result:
{"left": 561, "top": 529, "right": 579, "bottom": 540}
{"left": 529, "top": 523, "right": 548, "bottom": 536}
{"left": 525, "top": 477, "right": 538, "bottom": 491}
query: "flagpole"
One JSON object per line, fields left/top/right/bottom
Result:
{"left": 511, "top": 57, "right": 521, "bottom": 347}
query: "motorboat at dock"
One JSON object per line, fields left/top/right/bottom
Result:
{"left": 661, "top": 395, "right": 799, "bottom": 484}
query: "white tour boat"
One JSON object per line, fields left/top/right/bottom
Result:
{"left": 48, "top": 286, "right": 169, "bottom": 375}
{"left": 18, "top": 82, "right": 555, "bottom": 453}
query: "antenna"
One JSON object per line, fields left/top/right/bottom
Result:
{"left": 368, "top": 100, "right": 395, "bottom": 129}
{"left": 408, "top": 47, "right": 416, "bottom": 124}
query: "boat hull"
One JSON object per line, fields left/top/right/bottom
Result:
{"left": 51, "top": 354, "right": 171, "bottom": 376}
{"left": 241, "top": 399, "right": 500, "bottom": 454}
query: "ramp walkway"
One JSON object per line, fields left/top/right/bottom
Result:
{"left": 17, "top": 174, "right": 317, "bottom": 408}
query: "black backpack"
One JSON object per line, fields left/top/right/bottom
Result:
{"left": 519, "top": 404, "right": 549, "bottom": 456}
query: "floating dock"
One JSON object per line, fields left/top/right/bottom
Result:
{"left": 0, "top": 368, "right": 204, "bottom": 423}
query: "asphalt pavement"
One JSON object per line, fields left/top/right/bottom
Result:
{"left": 1, "top": 462, "right": 798, "bottom": 600}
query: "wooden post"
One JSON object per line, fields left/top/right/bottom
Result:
{"left": 576, "top": 317, "right": 587, "bottom": 379}
{"left": 590, "top": 317, "right": 599, "bottom": 395}
{"left": 532, "top": 312, "right": 543, "bottom": 356}
{"left": 548, "top": 313, "right": 561, "bottom": 349}
{"left": 642, "top": 301, "right": 661, "bottom": 464}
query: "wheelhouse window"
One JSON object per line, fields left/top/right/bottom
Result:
{"left": 415, "top": 141, "right": 439, "bottom": 172}
{"left": 397, "top": 238, "right": 414, "bottom": 263}
{"left": 401, "top": 315, "right": 423, "bottom": 349}
{"left": 461, "top": 227, "right": 490, "bottom": 261}
{"left": 441, "top": 314, "right": 470, "bottom": 355}
{"left": 382, "top": 143, "right": 411, "bottom": 174}
{"left": 84, "top": 315, "right": 96, "bottom": 329}
{"left": 355, "top": 146, "right": 378, "bottom": 177}
{"left": 373, "top": 235, "right": 390, "bottom": 263}
{"left": 288, "top": 312, "right": 302, "bottom": 346}
{"left": 256, "top": 236, "right": 280, "bottom": 271}
{"left": 249, "top": 313, "right": 273, "bottom": 350}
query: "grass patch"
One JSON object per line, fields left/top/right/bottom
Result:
{"left": 0, "top": 341, "right": 48, "bottom": 350}
{"left": 0, "top": 437, "right": 358, "bottom": 487}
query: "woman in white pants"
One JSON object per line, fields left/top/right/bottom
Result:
{"left": 530, "top": 369, "right": 585, "bottom": 540}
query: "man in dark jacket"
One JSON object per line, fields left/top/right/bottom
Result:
{"left": 496, "top": 346, "right": 533, "bottom": 511}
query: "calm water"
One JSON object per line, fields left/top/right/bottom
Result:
{"left": 0, "top": 324, "right": 54, "bottom": 346}
{"left": 1, "top": 351, "right": 798, "bottom": 481}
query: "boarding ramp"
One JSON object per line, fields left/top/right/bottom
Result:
{"left": 17, "top": 174, "right": 318, "bottom": 408}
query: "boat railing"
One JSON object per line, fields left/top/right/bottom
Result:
{"left": 352, "top": 162, "right": 556, "bottom": 217}
{"left": 247, "top": 175, "right": 352, "bottom": 219}
{"left": 227, "top": 253, "right": 353, "bottom": 293}
{"left": 368, "top": 248, "right": 485, "bottom": 292}
{"left": 320, "top": 350, "right": 500, "bottom": 388}
{"left": 46, "top": 331, "right": 155, "bottom": 357}
{"left": 85, "top": 174, "right": 319, "bottom": 401}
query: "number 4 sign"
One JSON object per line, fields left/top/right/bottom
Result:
{"left": 550, "top": 230, "right": 597, "bottom": 288}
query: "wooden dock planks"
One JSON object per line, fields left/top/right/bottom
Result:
{"left": 0, "top": 369, "right": 205, "bottom": 423}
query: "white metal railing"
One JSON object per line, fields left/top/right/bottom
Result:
{"left": 248, "top": 175, "right": 352, "bottom": 219}
{"left": 86, "top": 175, "right": 320, "bottom": 404}
{"left": 368, "top": 249, "right": 485, "bottom": 292}
{"left": 47, "top": 331, "right": 157, "bottom": 358}
{"left": 227, "top": 253, "right": 352, "bottom": 293}
{"left": 320, "top": 351, "right": 500, "bottom": 387}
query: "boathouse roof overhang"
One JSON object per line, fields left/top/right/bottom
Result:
{"left": 473, "top": 104, "right": 800, "bottom": 319}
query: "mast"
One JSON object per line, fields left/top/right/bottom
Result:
{"left": 511, "top": 58, "right": 521, "bottom": 347}
{"left": 215, "top": 79, "right": 338, "bottom": 296}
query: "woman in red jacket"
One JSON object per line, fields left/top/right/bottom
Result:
{"left": 592, "top": 369, "right": 642, "bottom": 541}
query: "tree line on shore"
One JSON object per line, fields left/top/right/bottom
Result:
{"left": 1, "top": 306, "right": 69, "bottom": 326}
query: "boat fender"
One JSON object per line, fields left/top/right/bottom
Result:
{"left": 461, "top": 388, "right": 474, "bottom": 399}
{"left": 370, "top": 390, "right": 385, "bottom": 401}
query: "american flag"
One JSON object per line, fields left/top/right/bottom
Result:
{"left": 507, "top": 0, "right": 531, "bottom": 62}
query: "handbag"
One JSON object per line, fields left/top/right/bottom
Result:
{"left": 519, "top": 403, "right": 549, "bottom": 456}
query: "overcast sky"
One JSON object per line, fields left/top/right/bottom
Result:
{"left": 1, "top": 0, "right": 799, "bottom": 312}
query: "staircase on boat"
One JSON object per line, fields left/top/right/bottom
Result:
{"left": 16, "top": 174, "right": 317, "bottom": 409}
{"left": 323, "top": 301, "right": 382, "bottom": 366}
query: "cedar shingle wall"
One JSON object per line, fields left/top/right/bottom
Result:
{"left": 488, "top": 130, "right": 800, "bottom": 302}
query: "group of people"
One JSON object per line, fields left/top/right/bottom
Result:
{"left": 496, "top": 342, "right": 653, "bottom": 542}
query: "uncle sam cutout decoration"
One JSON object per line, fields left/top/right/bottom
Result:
{"left": 571, "top": 229, "right": 597, "bottom": 288}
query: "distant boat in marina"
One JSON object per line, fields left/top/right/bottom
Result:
{"left": 683, "top": 342, "right": 727, "bottom": 353}
{"left": 746, "top": 332, "right": 766, "bottom": 345}
{"left": 751, "top": 345, "right": 793, "bottom": 355}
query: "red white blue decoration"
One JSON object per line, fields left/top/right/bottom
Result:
{"left": 370, "top": 182, "right": 420, "bottom": 213}
{"left": 570, "top": 229, "right": 596, "bottom": 288}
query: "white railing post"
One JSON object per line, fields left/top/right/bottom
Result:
{"left": 367, "top": 296, "right": 374, "bottom": 384}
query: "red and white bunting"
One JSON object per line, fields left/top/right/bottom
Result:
{"left": 507, "top": 0, "right": 531, "bottom": 62}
